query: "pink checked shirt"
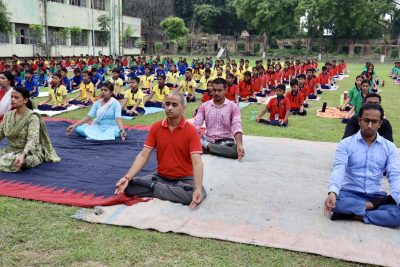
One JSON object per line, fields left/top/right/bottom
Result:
{"left": 193, "top": 98, "right": 243, "bottom": 143}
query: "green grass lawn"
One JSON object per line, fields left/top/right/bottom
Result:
{"left": 1, "top": 61, "right": 396, "bottom": 266}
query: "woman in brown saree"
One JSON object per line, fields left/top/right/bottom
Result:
{"left": 0, "top": 87, "right": 60, "bottom": 172}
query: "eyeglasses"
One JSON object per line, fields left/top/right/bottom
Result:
{"left": 360, "top": 118, "right": 381, "bottom": 125}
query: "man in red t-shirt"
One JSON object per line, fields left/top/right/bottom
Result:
{"left": 256, "top": 84, "right": 291, "bottom": 127}
{"left": 115, "top": 92, "right": 206, "bottom": 207}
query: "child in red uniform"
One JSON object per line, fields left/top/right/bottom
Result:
{"left": 281, "top": 63, "right": 292, "bottom": 84}
{"left": 318, "top": 66, "right": 331, "bottom": 89}
{"left": 286, "top": 79, "right": 306, "bottom": 116}
{"left": 251, "top": 67, "right": 263, "bottom": 97}
{"left": 239, "top": 71, "right": 257, "bottom": 102}
{"left": 305, "top": 68, "right": 319, "bottom": 99}
{"left": 297, "top": 74, "right": 309, "bottom": 108}
{"left": 226, "top": 73, "right": 239, "bottom": 103}
{"left": 256, "top": 84, "right": 291, "bottom": 127}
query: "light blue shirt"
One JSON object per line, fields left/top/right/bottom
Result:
{"left": 328, "top": 131, "right": 400, "bottom": 205}
{"left": 88, "top": 99, "right": 121, "bottom": 127}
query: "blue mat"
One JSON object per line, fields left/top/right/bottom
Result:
{"left": 0, "top": 121, "right": 157, "bottom": 202}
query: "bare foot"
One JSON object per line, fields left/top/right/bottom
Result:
{"left": 365, "top": 201, "right": 374, "bottom": 210}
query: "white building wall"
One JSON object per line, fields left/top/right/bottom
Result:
{"left": 0, "top": 0, "right": 141, "bottom": 57}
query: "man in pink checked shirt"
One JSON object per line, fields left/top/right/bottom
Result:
{"left": 193, "top": 78, "right": 245, "bottom": 160}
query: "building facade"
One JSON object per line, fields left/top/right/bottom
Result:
{"left": 0, "top": 0, "right": 141, "bottom": 57}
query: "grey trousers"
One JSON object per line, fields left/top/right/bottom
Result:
{"left": 205, "top": 138, "right": 238, "bottom": 159}
{"left": 124, "top": 173, "right": 207, "bottom": 205}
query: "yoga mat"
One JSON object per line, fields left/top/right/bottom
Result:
{"left": 74, "top": 136, "right": 399, "bottom": 267}
{"left": 320, "top": 85, "right": 339, "bottom": 91}
{"left": 308, "top": 96, "right": 321, "bottom": 101}
{"left": 316, "top": 107, "right": 349, "bottom": 119}
{"left": 238, "top": 102, "right": 251, "bottom": 109}
{"left": 256, "top": 95, "right": 276, "bottom": 105}
{"left": 121, "top": 107, "right": 164, "bottom": 120}
{"left": 34, "top": 105, "right": 83, "bottom": 117}
{"left": 0, "top": 121, "right": 157, "bottom": 207}
{"left": 38, "top": 89, "right": 79, "bottom": 98}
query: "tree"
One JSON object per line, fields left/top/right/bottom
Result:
{"left": 97, "top": 14, "right": 111, "bottom": 52}
{"left": 55, "top": 28, "right": 69, "bottom": 46}
{"left": 233, "top": 0, "right": 300, "bottom": 49}
{"left": 121, "top": 24, "right": 134, "bottom": 55}
{"left": 154, "top": 41, "right": 163, "bottom": 54}
{"left": 29, "top": 24, "right": 45, "bottom": 55}
{"left": 69, "top": 26, "right": 82, "bottom": 46}
{"left": 0, "top": 0, "right": 12, "bottom": 33}
{"left": 134, "top": 38, "right": 145, "bottom": 53}
{"left": 160, "top": 16, "right": 189, "bottom": 41}
{"left": 193, "top": 4, "right": 222, "bottom": 33}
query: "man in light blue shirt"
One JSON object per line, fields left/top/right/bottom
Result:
{"left": 325, "top": 103, "right": 400, "bottom": 228}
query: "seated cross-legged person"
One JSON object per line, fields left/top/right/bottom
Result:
{"left": 286, "top": 79, "right": 306, "bottom": 116}
{"left": 66, "top": 82, "right": 126, "bottom": 141}
{"left": 145, "top": 75, "right": 169, "bottom": 108}
{"left": 324, "top": 103, "right": 400, "bottom": 228}
{"left": 177, "top": 69, "right": 197, "bottom": 103}
{"left": 238, "top": 71, "right": 257, "bottom": 102}
{"left": 256, "top": 84, "right": 291, "bottom": 127}
{"left": 343, "top": 93, "right": 393, "bottom": 142}
{"left": 37, "top": 72, "right": 68, "bottom": 111}
{"left": 115, "top": 91, "right": 206, "bottom": 207}
{"left": 193, "top": 78, "right": 245, "bottom": 160}
{"left": 68, "top": 71, "right": 94, "bottom": 106}
{"left": 121, "top": 77, "right": 145, "bottom": 117}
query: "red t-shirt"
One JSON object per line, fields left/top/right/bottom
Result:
{"left": 265, "top": 72, "right": 278, "bottom": 86}
{"left": 144, "top": 116, "right": 202, "bottom": 179}
{"left": 201, "top": 91, "right": 213, "bottom": 103}
{"left": 318, "top": 73, "right": 330, "bottom": 85}
{"left": 267, "top": 97, "right": 291, "bottom": 123}
{"left": 0, "top": 63, "right": 5, "bottom": 72}
{"left": 329, "top": 66, "right": 338, "bottom": 77}
{"left": 239, "top": 80, "right": 253, "bottom": 97}
{"left": 281, "top": 69, "right": 292, "bottom": 81}
{"left": 286, "top": 91, "right": 304, "bottom": 109}
{"left": 298, "top": 84, "right": 308, "bottom": 97}
{"left": 225, "top": 84, "right": 239, "bottom": 102}
{"left": 251, "top": 77, "right": 261, "bottom": 92}
{"left": 304, "top": 77, "right": 318, "bottom": 95}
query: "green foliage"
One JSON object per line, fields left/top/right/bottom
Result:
{"left": 175, "top": 0, "right": 245, "bottom": 35}
{"left": 69, "top": 26, "right": 82, "bottom": 39}
{"left": 28, "top": 24, "right": 44, "bottom": 45}
{"left": 122, "top": 24, "right": 134, "bottom": 46}
{"left": 134, "top": 38, "right": 145, "bottom": 49}
{"left": 55, "top": 28, "right": 69, "bottom": 43}
{"left": 97, "top": 14, "right": 111, "bottom": 47}
{"left": 233, "top": 0, "right": 300, "bottom": 46}
{"left": 194, "top": 4, "right": 222, "bottom": 33}
{"left": 0, "top": 0, "right": 12, "bottom": 33}
{"left": 160, "top": 16, "right": 189, "bottom": 41}
{"left": 154, "top": 41, "right": 163, "bottom": 53}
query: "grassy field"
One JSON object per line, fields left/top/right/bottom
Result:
{"left": 1, "top": 61, "right": 397, "bottom": 266}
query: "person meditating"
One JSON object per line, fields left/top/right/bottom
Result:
{"left": 0, "top": 71, "right": 14, "bottom": 122}
{"left": 38, "top": 72, "right": 68, "bottom": 111}
{"left": 193, "top": 78, "right": 245, "bottom": 160}
{"left": 343, "top": 93, "right": 393, "bottom": 142}
{"left": 115, "top": 91, "right": 206, "bottom": 207}
{"left": 0, "top": 87, "right": 60, "bottom": 172}
{"left": 66, "top": 82, "right": 126, "bottom": 141}
{"left": 324, "top": 104, "right": 400, "bottom": 228}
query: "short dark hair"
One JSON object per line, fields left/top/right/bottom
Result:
{"left": 73, "top": 68, "right": 81, "bottom": 74}
{"left": 226, "top": 73, "right": 235, "bottom": 79}
{"left": 158, "top": 75, "right": 166, "bottom": 81}
{"left": 365, "top": 93, "right": 381, "bottom": 103}
{"left": 361, "top": 79, "right": 370, "bottom": 85}
{"left": 290, "top": 79, "right": 298, "bottom": 86}
{"left": 243, "top": 71, "right": 251, "bottom": 77}
{"left": 130, "top": 77, "right": 140, "bottom": 83}
{"left": 112, "top": 68, "right": 120, "bottom": 74}
{"left": 276, "top": 84, "right": 286, "bottom": 91}
{"left": 297, "top": 74, "right": 306, "bottom": 79}
{"left": 213, "top": 78, "right": 227, "bottom": 88}
{"left": 60, "top": 68, "right": 68, "bottom": 73}
{"left": 359, "top": 103, "right": 384, "bottom": 120}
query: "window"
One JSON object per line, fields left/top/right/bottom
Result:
{"left": 0, "top": 32, "right": 9, "bottom": 44}
{"left": 124, "top": 37, "right": 137, "bottom": 49}
{"left": 71, "top": 30, "right": 88, "bottom": 46}
{"left": 15, "top": 24, "right": 37, "bottom": 45}
{"left": 48, "top": 27, "right": 67, "bottom": 46}
{"left": 69, "top": 0, "right": 86, "bottom": 7}
{"left": 48, "top": 0, "right": 64, "bottom": 3}
{"left": 91, "top": 0, "right": 106, "bottom": 11}
{"left": 94, "top": 31, "right": 108, "bottom": 47}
